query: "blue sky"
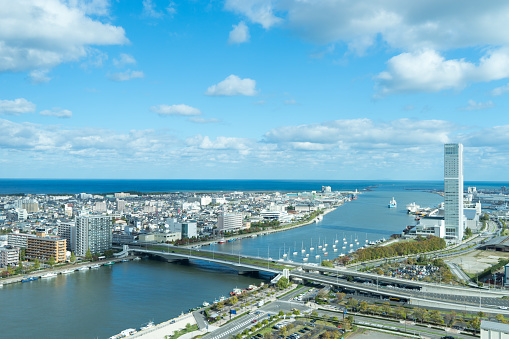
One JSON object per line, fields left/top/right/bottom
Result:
{"left": 1, "top": 0, "right": 509, "bottom": 180}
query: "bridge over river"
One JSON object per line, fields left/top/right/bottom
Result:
{"left": 114, "top": 244, "right": 509, "bottom": 313}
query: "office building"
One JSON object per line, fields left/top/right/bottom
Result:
{"left": 444, "top": 143, "right": 464, "bottom": 242}
{"left": 76, "top": 215, "right": 112, "bottom": 257}
{"left": 26, "top": 236, "right": 66, "bottom": 263}
{"left": 217, "top": 213, "right": 243, "bottom": 232}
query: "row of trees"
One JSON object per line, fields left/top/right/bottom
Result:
{"left": 345, "top": 298, "right": 488, "bottom": 332}
{"left": 348, "top": 236, "right": 446, "bottom": 262}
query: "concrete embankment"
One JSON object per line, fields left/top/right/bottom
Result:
{"left": 0, "top": 257, "right": 132, "bottom": 286}
{"left": 130, "top": 312, "right": 198, "bottom": 339}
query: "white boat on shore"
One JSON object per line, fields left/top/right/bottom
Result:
{"left": 61, "top": 269, "right": 75, "bottom": 274}
{"left": 133, "top": 257, "right": 141, "bottom": 261}
{"left": 41, "top": 272, "right": 57, "bottom": 278}
{"left": 140, "top": 321, "right": 154, "bottom": 331}
{"left": 77, "top": 266, "right": 89, "bottom": 271}
{"left": 91, "top": 264, "right": 100, "bottom": 268}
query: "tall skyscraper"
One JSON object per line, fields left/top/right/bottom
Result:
{"left": 444, "top": 143, "right": 464, "bottom": 242}
{"left": 76, "top": 215, "right": 112, "bottom": 256}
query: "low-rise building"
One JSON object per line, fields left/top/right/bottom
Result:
{"left": 481, "top": 320, "right": 509, "bottom": 338}
{"left": 0, "top": 246, "right": 19, "bottom": 268}
{"left": 7, "top": 232, "right": 36, "bottom": 248}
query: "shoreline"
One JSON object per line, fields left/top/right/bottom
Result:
{"left": 0, "top": 257, "right": 131, "bottom": 286}
{"left": 182, "top": 206, "right": 341, "bottom": 249}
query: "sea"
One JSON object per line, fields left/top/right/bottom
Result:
{"left": 0, "top": 178, "right": 507, "bottom": 195}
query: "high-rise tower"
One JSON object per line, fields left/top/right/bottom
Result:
{"left": 76, "top": 215, "right": 112, "bottom": 256}
{"left": 444, "top": 143, "right": 464, "bottom": 242}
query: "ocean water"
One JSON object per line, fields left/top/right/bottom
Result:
{"left": 0, "top": 178, "right": 507, "bottom": 195}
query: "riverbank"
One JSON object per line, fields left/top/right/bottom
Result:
{"left": 0, "top": 256, "right": 134, "bottom": 286}
{"left": 183, "top": 206, "right": 340, "bottom": 249}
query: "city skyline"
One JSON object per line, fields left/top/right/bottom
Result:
{"left": 2, "top": 1, "right": 509, "bottom": 180}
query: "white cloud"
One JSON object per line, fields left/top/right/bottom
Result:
{"left": 151, "top": 104, "right": 201, "bottom": 116}
{"left": 226, "top": 1, "right": 509, "bottom": 51}
{"left": 188, "top": 117, "right": 220, "bottom": 124}
{"left": 66, "top": 0, "right": 111, "bottom": 16}
{"left": 225, "top": 1, "right": 509, "bottom": 93}
{"left": 375, "top": 48, "right": 509, "bottom": 95}
{"left": 143, "top": 0, "right": 176, "bottom": 18}
{"left": 107, "top": 70, "right": 144, "bottom": 81}
{"left": 29, "top": 70, "right": 51, "bottom": 84}
{"left": 142, "top": 0, "right": 162, "bottom": 18}
{"left": 264, "top": 119, "right": 453, "bottom": 149}
{"left": 224, "top": 0, "right": 282, "bottom": 29}
{"left": 0, "top": 98, "right": 36, "bottom": 115}
{"left": 40, "top": 108, "right": 73, "bottom": 118}
{"left": 186, "top": 135, "right": 250, "bottom": 151}
{"left": 460, "top": 100, "right": 494, "bottom": 111}
{"left": 284, "top": 99, "right": 298, "bottom": 105}
{"left": 113, "top": 53, "right": 136, "bottom": 68}
{"left": 228, "top": 21, "right": 250, "bottom": 44}
{"left": 0, "top": 0, "right": 127, "bottom": 72}
{"left": 0, "top": 118, "right": 177, "bottom": 158}
{"left": 205, "top": 75, "right": 258, "bottom": 96}
{"left": 492, "top": 83, "right": 509, "bottom": 96}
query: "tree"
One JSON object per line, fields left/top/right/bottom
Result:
{"left": 464, "top": 227, "right": 473, "bottom": 238}
{"left": 336, "top": 292, "right": 346, "bottom": 301}
{"left": 347, "top": 298, "right": 358, "bottom": 308}
{"left": 20, "top": 248, "right": 25, "bottom": 261}
{"left": 469, "top": 317, "right": 481, "bottom": 333}
{"left": 230, "top": 296, "right": 238, "bottom": 305}
{"left": 321, "top": 260, "right": 333, "bottom": 267}
{"left": 47, "top": 256, "right": 55, "bottom": 267}
{"left": 359, "top": 301, "right": 368, "bottom": 313}
{"left": 277, "top": 276, "right": 290, "bottom": 289}
{"left": 430, "top": 310, "right": 443, "bottom": 324}
{"left": 16, "top": 261, "right": 24, "bottom": 274}
{"left": 70, "top": 252, "right": 76, "bottom": 263}
{"left": 85, "top": 248, "right": 92, "bottom": 260}
{"left": 496, "top": 314, "right": 507, "bottom": 324}
{"left": 382, "top": 301, "right": 391, "bottom": 315}
{"left": 33, "top": 259, "right": 40, "bottom": 270}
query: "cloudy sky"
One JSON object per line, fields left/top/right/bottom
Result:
{"left": 1, "top": 0, "right": 509, "bottom": 180}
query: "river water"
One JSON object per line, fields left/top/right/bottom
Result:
{"left": 0, "top": 183, "right": 444, "bottom": 338}
{"left": 0, "top": 260, "right": 266, "bottom": 338}
{"left": 206, "top": 184, "right": 444, "bottom": 264}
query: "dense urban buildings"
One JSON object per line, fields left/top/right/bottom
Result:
{"left": 444, "top": 143, "right": 464, "bottom": 243}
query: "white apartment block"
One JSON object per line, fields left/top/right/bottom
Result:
{"left": 76, "top": 215, "right": 112, "bottom": 257}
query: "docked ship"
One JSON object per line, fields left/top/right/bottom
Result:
{"left": 406, "top": 202, "right": 420, "bottom": 213}
{"left": 388, "top": 197, "right": 397, "bottom": 208}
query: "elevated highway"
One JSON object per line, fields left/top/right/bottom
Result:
{"left": 116, "top": 244, "right": 509, "bottom": 310}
